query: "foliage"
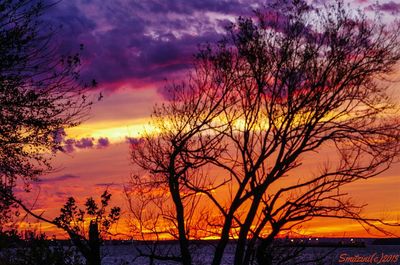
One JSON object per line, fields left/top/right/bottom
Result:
{"left": 54, "top": 190, "right": 121, "bottom": 239}
{"left": 0, "top": 0, "right": 93, "bottom": 224}
{"left": 53, "top": 190, "right": 120, "bottom": 265}
{"left": 0, "top": 228, "right": 21, "bottom": 248}
{"left": 0, "top": 231, "right": 84, "bottom": 265}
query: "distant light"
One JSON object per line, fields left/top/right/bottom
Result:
{"left": 308, "top": 238, "right": 311, "bottom": 241}
{"left": 316, "top": 238, "right": 319, "bottom": 241}
{"left": 291, "top": 239, "right": 294, "bottom": 242}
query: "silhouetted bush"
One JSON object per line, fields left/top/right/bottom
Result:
{"left": 0, "top": 231, "right": 84, "bottom": 265}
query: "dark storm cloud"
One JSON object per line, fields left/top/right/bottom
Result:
{"left": 44, "top": 0, "right": 260, "bottom": 92}
{"left": 135, "top": 0, "right": 247, "bottom": 15}
{"left": 44, "top": 3, "right": 97, "bottom": 54}
{"left": 44, "top": 0, "right": 389, "bottom": 94}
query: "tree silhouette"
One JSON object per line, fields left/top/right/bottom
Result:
{"left": 54, "top": 191, "right": 121, "bottom": 265}
{"left": 129, "top": 59, "right": 230, "bottom": 265}
{"left": 130, "top": 1, "right": 400, "bottom": 265}
{"left": 8, "top": 190, "right": 120, "bottom": 265}
{"left": 0, "top": 0, "right": 93, "bottom": 223}
{"left": 0, "top": 231, "right": 85, "bottom": 265}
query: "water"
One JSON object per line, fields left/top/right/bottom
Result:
{"left": 100, "top": 241, "right": 400, "bottom": 265}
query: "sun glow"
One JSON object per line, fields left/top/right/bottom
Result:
{"left": 65, "top": 118, "right": 160, "bottom": 143}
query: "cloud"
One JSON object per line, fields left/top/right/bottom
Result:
{"left": 63, "top": 138, "right": 76, "bottom": 153}
{"left": 94, "top": 182, "right": 121, "bottom": 188}
{"left": 368, "top": 1, "right": 400, "bottom": 14}
{"left": 43, "top": 0, "right": 260, "bottom": 95}
{"left": 97, "top": 137, "right": 110, "bottom": 148}
{"left": 61, "top": 137, "right": 110, "bottom": 153}
{"left": 39, "top": 174, "right": 80, "bottom": 184}
{"left": 43, "top": 0, "right": 397, "bottom": 98}
{"left": 52, "top": 128, "right": 66, "bottom": 145}
{"left": 75, "top": 137, "right": 95, "bottom": 149}
{"left": 125, "top": 137, "right": 143, "bottom": 145}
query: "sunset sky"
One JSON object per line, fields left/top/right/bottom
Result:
{"left": 18, "top": 0, "right": 400, "bottom": 238}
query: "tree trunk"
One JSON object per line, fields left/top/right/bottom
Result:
{"left": 88, "top": 221, "right": 101, "bottom": 265}
{"left": 210, "top": 218, "right": 232, "bottom": 265}
{"left": 233, "top": 192, "right": 262, "bottom": 265}
{"left": 170, "top": 180, "right": 192, "bottom": 265}
{"left": 211, "top": 181, "right": 251, "bottom": 265}
{"left": 255, "top": 234, "right": 276, "bottom": 265}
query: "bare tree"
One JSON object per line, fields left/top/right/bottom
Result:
{"left": 131, "top": 1, "right": 400, "bottom": 265}
{"left": 128, "top": 61, "right": 233, "bottom": 264}
{"left": 125, "top": 182, "right": 189, "bottom": 264}
{"left": 0, "top": 0, "right": 93, "bottom": 223}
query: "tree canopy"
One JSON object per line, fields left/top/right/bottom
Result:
{"left": 130, "top": 1, "right": 400, "bottom": 265}
{"left": 0, "top": 0, "right": 92, "bottom": 224}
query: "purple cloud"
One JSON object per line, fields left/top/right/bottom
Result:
{"left": 42, "top": 0, "right": 261, "bottom": 95}
{"left": 61, "top": 137, "right": 110, "bottom": 153}
{"left": 52, "top": 128, "right": 66, "bottom": 145}
{"left": 39, "top": 174, "right": 80, "bottom": 183}
{"left": 97, "top": 137, "right": 110, "bottom": 148}
{"left": 63, "top": 138, "right": 76, "bottom": 153}
{"left": 42, "top": 0, "right": 397, "bottom": 98}
{"left": 125, "top": 137, "right": 143, "bottom": 145}
{"left": 75, "top": 137, "right": 94, "bottom": 149}
{"left": 367, "top": 1, "right": 400, "bottom": 14}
